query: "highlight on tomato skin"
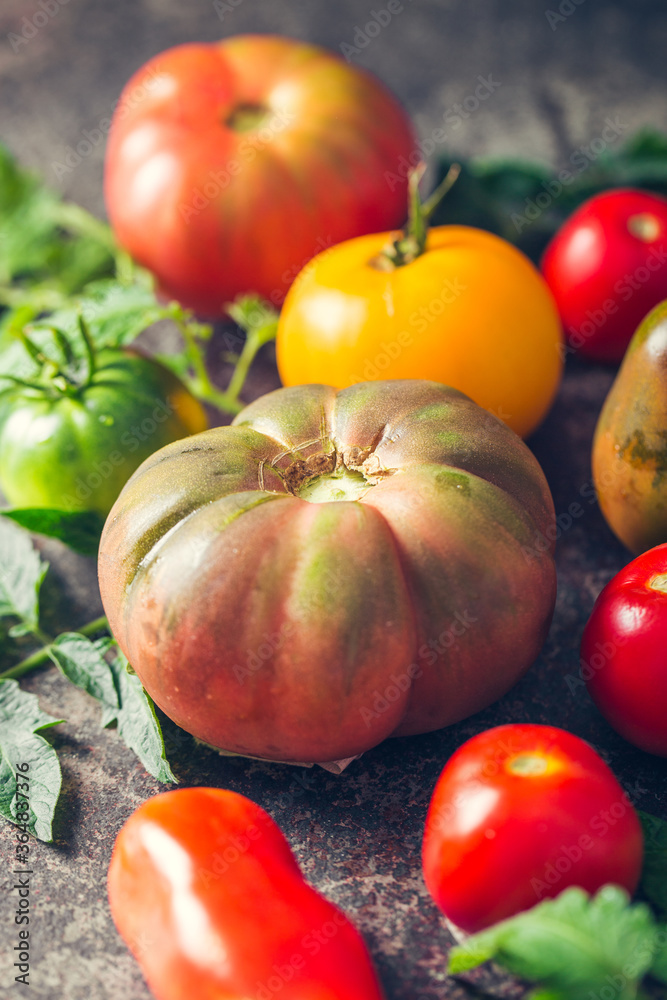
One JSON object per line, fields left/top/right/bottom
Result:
{"left": 421, "top": 723, "right": 644, "bottom": 935}
{"left": 581, "top": 542, "right": 667, "bottom": 757}
{"left": 107, "top": 787, "right": 387, "bottom": 1000}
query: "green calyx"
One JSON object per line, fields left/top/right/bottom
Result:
{"left": 649, "top": 572, "right": 667, "bottom": 594}
{"left": 297, "top": 466, "right": 372, "bottom": 504}
{"left": 225, "top": 103, "right": 271, "bottom": 133}
{"left": 371, "top": 161, "right": 461, "bottom": 271}
{"left": 2, "top": 314, "right": 97, "bottom": 399}
{"left": 507, "top": 754, "right": 549, "bottom": 777}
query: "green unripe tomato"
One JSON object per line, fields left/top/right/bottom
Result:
{"left": 0, "top": 348, "right": 207, "bottom": 516}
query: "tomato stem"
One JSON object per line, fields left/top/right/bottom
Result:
{"left": 371, "top": 162, "right": 461, "bottom": 270}
{"left": 18, "top": 329, "right": 48, "bottom": 365}
{"left": 0, "top": 373, "right": 52, "bottom": 393}
{"left": 168, "top": 309, "right": 242, "bottom": 416}
{"left": 648, "top": 572, "right": 667, "bottom": 594}
{"left": 507, "top": 753, "right": 548, "bottom": 776}
{"left": 422, "top": 162, "right": 462, "bottom": 221}
{"left": 77, "top": 313, "right": 97, "bottom": 385}
{"left": 0, "top": 615, "right": 109, "bottom": 681}
{"left": 168, "top": 296, "right": 279, "bottom": 416}
{"left": 224, "top": 296, "right": 279, "bottom": 406}
{"left": 0, "top": 285, "right": 68, "bottom": 313}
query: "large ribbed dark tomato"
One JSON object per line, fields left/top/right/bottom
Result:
{"left": 99, "top": 381, "right": 557, "bottom": 762}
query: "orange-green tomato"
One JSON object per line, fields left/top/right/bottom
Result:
{"left": 276, "top": 226, "right": 563, "bottom": 438}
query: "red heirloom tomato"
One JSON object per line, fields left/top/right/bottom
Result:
{"left": 581, "top": 543, "right": 667, "bottom": 756}
{"left": 422, "top": 724, "right": 643, "bottom": 934}
{"left": 108, "top": 788, "right": 385, "bottom": 1000}
{"left": 541, "top": 188, "right": 667, "bottom": 362}
{"left": 104, "top": 34, "right": 416, "bottom": 317}
{"left": 99, "top": 380, "right": 557, "bottom": 764}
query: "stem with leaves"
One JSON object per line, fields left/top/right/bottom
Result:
{"left": 371, "top": 162, "right": 461, "bottom": 270}
{"left": 0, "top": 615, "right": 109, "bottom": 680}
{"left": 165, "top": 295, "right": 279, "bottom": 415}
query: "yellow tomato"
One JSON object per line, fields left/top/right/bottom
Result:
{"left": 276, "top": 225, "right": 563, "bottom": 438}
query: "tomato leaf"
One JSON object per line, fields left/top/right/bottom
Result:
{"left": 0, "top": 142, "right": 114, "bottom": 293}
{"left": 30, "top": 277, "right": 166, "bottom": 351}
{"left": 0, "top": 276, "right": 166, "bottom": 386}
{"left": 0, "top": 144, "right": 66, "bottom": 287}
{"left": 48, "top": 633, "right": 119, "bottom": 710}
{"left": 45, "top": 632, "right": 175, "bottom": 784}
{"left": 1, "top": 508, "right": 104, "bottom": 556}
{"left": 0, "top": 679, "right": 63, "bottom": 841}
{"left": 447, "top": 885, "right": 660, "bottom": 1000}
{"left": 650, "top": 934, "right": 667, "bottom": 985}
{"left": 433, "top": 127, "right": 667, "bottom": 262}
{"left": 0, "top": 518, "right": 48, "bottom": 637}
{"left": 104, "top": 650, "right": 177, "bottom": 785}
{"left": 639, "top": 812, "right": 667, "bottom": 917}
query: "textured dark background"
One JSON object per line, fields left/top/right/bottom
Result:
{"left": 1, "top": 1, "right": 667, "bottom": 998}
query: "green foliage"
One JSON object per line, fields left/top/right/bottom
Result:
{"left": 448, "top": 885, "right": 666, "bottom": 1000}
{"left": 0, "top": 680, "right": 63, "bottom": 841}
{"left": 1, "top": 509, "right": 104, "bottom": 556}
{"left": 432, "top": 127, "right": 667, "bottom": 261}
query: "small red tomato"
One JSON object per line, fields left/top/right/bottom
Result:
{"left": 422, "top": 723, "right": 643, "bottom": 934}
{"left": 581, "top": 543, "right": 667, "bottom": 756}
{"left": 108, "top": 788, "right": 385, "bottom": 1000}
{"left": 541, "top": 188, "right": 667, "bottom": 362}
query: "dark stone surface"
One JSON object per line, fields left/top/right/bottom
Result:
{"left": 1, "top": 2, "right": 666, "bottom": 998}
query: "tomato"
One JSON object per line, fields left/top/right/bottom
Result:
{"left": 541, "top": 188, "right": 667, "bottom": 362}
{"left": 276, "top": 171, "right": 562, "bottom": 439}
{"left": 99, "top": 380, "right": 557, "bottom": 763}
{"left": 591, "top": 301, "right": 667, "bottom": 554}
{"left": 108, "top": 787, "right": 385, "bottom": 1000}
{"left": 581, "top": 544, "right": 667, "bottom": 756}
{"left": 276, "top": 238, "right": 562, "bottom": 440}
{"left": 422, "top": 723, "right": 643, "bottom": 934}
{"left": 104, "top": 34, "right": 416, "bottom": 317}
{"left": 0, "top": 346, "right": 206, "bottom": 517}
